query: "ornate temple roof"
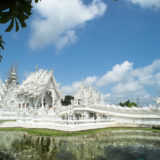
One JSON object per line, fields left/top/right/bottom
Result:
{"left": 74, "top": 83, "right": 100, "bottom": 105}
{"left": 16, "top": 69, "right": 60, "bottom": 98}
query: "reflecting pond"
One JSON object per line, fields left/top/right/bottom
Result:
{"left": 0, "top": 130, "right": 160, "bottom": 160}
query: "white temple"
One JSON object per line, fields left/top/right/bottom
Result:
{"left": 0, "top": 67, "right": 160, "bottom": 131}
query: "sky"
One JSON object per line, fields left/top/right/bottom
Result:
{"left": 1, "top": 0, "right": 160, "bottom": 103}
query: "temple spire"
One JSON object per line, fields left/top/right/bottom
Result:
{"left": 7, "top": 66, "right": 18, "bottom": 85}
{"left": 35, "top": 64, "right": 38, "bottom": 71}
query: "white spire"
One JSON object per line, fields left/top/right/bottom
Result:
{"left": 35, "top": 64, "right": 38, "bottom": 71}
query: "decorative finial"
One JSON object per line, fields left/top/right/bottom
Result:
{"left": 36, "top": 64, "right": 38, "bottom": 71}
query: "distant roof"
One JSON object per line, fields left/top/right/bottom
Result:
{"left": 17, "top": 69, "right": 60, "bottom": 98}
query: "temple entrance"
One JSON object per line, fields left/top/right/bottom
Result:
{"left": 89, "top": 112, "right": 97, "bottom": 119}
{"left": 43, "top": 91, "right": 52, "bottom": 108}
{"left": 75, "top": 113, "right": 81, "bottom": 120}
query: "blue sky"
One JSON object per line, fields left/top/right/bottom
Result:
{"left": 1, "top": 0, "right": 160, "bottom": 101}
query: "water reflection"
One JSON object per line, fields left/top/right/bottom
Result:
{"left": 0, "top": 130, "right": 160, "bottom": 160}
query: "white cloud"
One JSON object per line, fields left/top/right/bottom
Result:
{"left": 29, "top": 0, "right": 106, "bottom": 49}
{"left": 128, "top": 0, "right": 160, "bottom": 9}
{"left": 60, "top": 76, "right": 97, "bottom": 94}
{"left": 155, "top": 72, "right": 160, "bottom": 87}
{"left": 60, "top": 59, "right": 160, "bottom": 98}
{"left": 84, "top": 76, "right": 97, "bottom": 86}
{"left": 100, "top": 93, "right": 111, "bottom": 101}
{"left": 61, "top": 81, "right": 81, "bottom": 94}
{"left": 112, "top": 81, "right": 144, "bottom": 97}
{"left": 96, "top": 61, "right": 133, "bottom": 87}
{"left": 132, "top": 59, "right": 160, "bottom": 85}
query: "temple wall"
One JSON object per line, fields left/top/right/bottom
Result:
{"left": 84, "top": 104, "right": 160, "bottom": 116}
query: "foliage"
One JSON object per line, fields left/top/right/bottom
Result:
{"left": 61, "top": 95, "right": 74, "bottom": 106}
{"left": 0, "top": 0, "right": 40, "bottom": 60}
{"left": 118, "top": 100, "right": 137, "bottom": 107}
{"left": 0, "top": 35, "right": 5, "bottom": 62}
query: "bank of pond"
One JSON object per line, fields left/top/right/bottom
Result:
{"left": 0, "top": 127, "right": 160, "bottom": 160}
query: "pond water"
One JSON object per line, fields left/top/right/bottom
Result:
{"left": 0, "top": 130, "right": 160, "bottom": 160}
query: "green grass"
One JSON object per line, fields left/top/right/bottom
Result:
{"left": 0, "top": 120, "right": 16, "bottom": 123}
{"left": 0, "top": 127, "right": 159, "bottom": 137}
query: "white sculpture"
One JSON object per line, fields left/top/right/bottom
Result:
{"left": 73, "top": 83, "right": 100, "bottom": 106}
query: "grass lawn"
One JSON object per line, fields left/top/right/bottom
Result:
{"left": 0, "top": 120, "right": 16, "bottom": 123}
{"left": 0, "top": 127, "right": 159, "bottom": 137}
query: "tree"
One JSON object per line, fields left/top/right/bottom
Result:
{"left": 61, "top": 95, "right": 74, "bottom": 106}
{"left": 0, "top": 36, "right": 4, "bottom": 62}
{"left": 0, "top": 0, "right": 40, "bottom": 61}
{"left": 118, "top": 100, "right": 137, "bottom": 107}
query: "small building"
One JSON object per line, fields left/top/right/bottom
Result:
{"left": 16, "top": 69, "right": 61, "bottom": 110}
